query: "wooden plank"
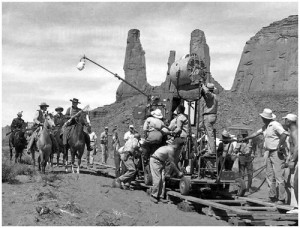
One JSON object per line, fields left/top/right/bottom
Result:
{"left": 167, "top": 191, "right": 251, "bottom": 215}
{"left": 238, "top": 197, "right": 295, "bottom": 211}
{"left": 209, "top": 199, "right": 247, "bottom": 204}
{"left": 250, "top": 213, "right": 298, "bottom": 221}
{"left": 232, "top": 206, "right": 277, "bottom": 211}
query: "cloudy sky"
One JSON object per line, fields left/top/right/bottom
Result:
{"left": 2, "top": 2, "right": 297, "bottom": 126}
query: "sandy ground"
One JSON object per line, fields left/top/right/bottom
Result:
{"left": 2, "top": 148, "right": 230, "bottom": 226}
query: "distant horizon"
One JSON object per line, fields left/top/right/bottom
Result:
{"left": 2, "top": 2, "right": 297, "bottom": 126}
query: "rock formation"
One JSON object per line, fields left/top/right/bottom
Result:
{"left": 160, "top": 50, "right": 177, "bottom": 92}
{"left": 190, "top": 29, "right": 224, "bottom": 93}
{"left": 231, "top": 15, "right": 298, "bottom": 94}
{"left": 116, "top": 29, "right": 151, "bottom": 101}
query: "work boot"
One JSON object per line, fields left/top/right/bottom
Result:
{"left": 159, "top": 198, "right": 169, "bottom": 204}
{"left": 150, "top": 195, "right": 158, "bottom": 204}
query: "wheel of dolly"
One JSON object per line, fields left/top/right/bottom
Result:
{"left": 144, "top": 165, "right": 152, "bottom": 186}
{"left": 180, "top": 176, "right": 191, "bottom": 195}
{"left": 235, "top": 178, "right": 246, "bottom": 196}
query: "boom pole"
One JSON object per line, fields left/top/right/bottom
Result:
{"left": 82, "top": 56, "right": 150, "bottom": 100}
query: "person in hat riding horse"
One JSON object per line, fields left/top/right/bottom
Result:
{"left": 241, "top": 108, "right": 289, "bottom": 204}
{"left": 54, "top": 107, "right": 65, "bottom": 129}
{"left": 9, "top": 111, "right": 26, "bottom": 153}
{"left": 63, "top": 98, "right": 92, "bottom": 151}
{"left": 27, "top": 102, "right": 58, "bottom": 155}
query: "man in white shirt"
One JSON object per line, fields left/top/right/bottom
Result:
{"left": 86, "top": 126, "right": 97, "bottom": 168}
{"left": 124, "top": 125, "right": 136, "bottom": 142}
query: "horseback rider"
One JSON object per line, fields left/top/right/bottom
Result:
{"left": 10, "top": 111, "right": 25, "bottom": 145}
{"left": 27, "top": 102, "right": 58, "bottom": 155}
{"left": 63, "top": 98, "right": 93, "bottom": 151}
{"left": 54, "top": 107, "right": 65, "bottom": 130}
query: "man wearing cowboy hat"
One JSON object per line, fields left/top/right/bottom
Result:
{"left": 27, "top": 102, "right": 58, "bottom": 155}
{"left": 63, "top": 98, "right": 93, "bottom": 151}
{"left": 216, "top": 129, "right": 235, "bottom": 172}
{"left": 10, "top": 111, "right": 25, "bottom": 134}
{"left": 9, "top": 111, "right": 26, "bottom": 157}
{"left": 124, "top": 124, "right": 137, "bottom": 142}
{"left": 100, "top": 127, "right": 109, "bottom": 164}
{"left": 242, "top": 108, "right": 289, "bottom": 204}
{"left": 54, "top": 107, "right": 65, "bottom": 129}
{"left": 142, "top": 108, "right": 170, "bottom": 160}
{"left": 200, "top": 83, "right": 218, "bottom": 155}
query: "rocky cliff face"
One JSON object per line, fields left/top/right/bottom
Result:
{"left": 231, "top": 15, "right": 298, "bottom": 94}
{"left": 116, "top": 29, "right": 151, "bottom": 101}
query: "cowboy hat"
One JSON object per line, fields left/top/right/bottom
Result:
{"left": 283, "top": 114, "right": 297, "bottom": 122}
{"left": 55, "top": 107, "right": 64, "bottom": 112}
{"left": 259, "top": 108, "right": 276, "bottom": 120}
{"left": 206, "top": 83, "right": 215, "bottom": 90}
{"left": 221, "top": 129, "right": 231, "bottom": 138}
{"left": 129, "top": 125, "right": 135, "bottom": 129}
{"left": 39, "top": 102, "right": 49, "bottom": 107}
{"left": 151, "top": 108, "right": 163, "bottom": 119}
{"left": 70, "top": 98, "right": 80, "bottom": 104}
{"left": 17, "top": 111, "right": 23, "bottom": 116}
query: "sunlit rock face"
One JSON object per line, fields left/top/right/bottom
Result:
{"left": 231, "top": 15, "right": 298, "bottom": 94}
{"left": 116, "top": 29, "right": 151, "bottom": 101}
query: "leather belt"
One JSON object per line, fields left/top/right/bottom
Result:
{"left": 151, "top": 155, "right": 164, "bottom": 164}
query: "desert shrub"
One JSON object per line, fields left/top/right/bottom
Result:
{"left": 21, "top": 155, "right": 33, "bottom": 165}
{"left": 2, "top": 161, "right": 17, "bottom": 183}
{"left": 14, "top": 164, "right": 34, "bottom": 176}
{"left": 2, "top": 161, "right": 34, "bottom": 183}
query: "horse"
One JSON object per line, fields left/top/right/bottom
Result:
{"left": 64, "top": 111, "right": 90, "bottom": 173}
{"left": 51, "top": 125, "right": 65, "bottom": 167}
{"left": 8, "top": 123, "right": 28, "bottom": 163}
{"left": 36, "top": 113, "right": 55, "bottom": 173}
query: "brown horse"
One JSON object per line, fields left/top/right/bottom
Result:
{"left": 64, "top": 111, "right": 90, "bottom": 173}
{"left": 8, "top": 122, "right": 28, "bottom": 163}
{"left": 51, "top": 126, "right": 65, "bottom": 167}
{"left": 36, "top": 113, "right": 55, "bottom": 173}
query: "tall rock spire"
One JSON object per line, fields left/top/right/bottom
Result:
{"left": 116, "top": 29, "right": 150, "bottom": 101}
{"left": 189, "top": 29, "right": 223, "bottom": 92}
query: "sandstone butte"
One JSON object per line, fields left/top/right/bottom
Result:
{"left": 231, "top": 15, "right": 298, "bottom": 94}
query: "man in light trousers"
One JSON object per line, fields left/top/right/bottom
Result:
{"left": 150, "top": 138, "right": 185, "bottom": 203}
{"left": 242, "top": 108, "right": 289, "bottom": 204}
{"left": 201, "top": 83, "right": 218, "bottom": 154}
{"left": 100, "top": 127, "right": 109, "bottom": 164}
{"left": 114, "top": 133, "right": 142, "bottom": 190}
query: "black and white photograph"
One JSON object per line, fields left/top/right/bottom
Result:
{"left": 2, "top": 1, "right": 298, "bottom": 226}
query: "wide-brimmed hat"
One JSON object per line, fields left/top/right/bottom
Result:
{"left": 151, "top": 108, "right": 163, "bottom": 119}
{"left": 17, "top": 111, "right": 23, "bottom": 116}
{"left": 70, "top": 98, "right": 80, "bottom": 104}
{"left": 55, "top": 107, "right": 64, "bottom": 112}
{"left": 39, "top": 102, "right": 49, "bottom": 107}
{"left": 105, "top": 126, "right": 108, "bottom": 130}
{"left": 259, "top": 108, "right": 276, "bottom": 120}
{"left": 129, "top": 125, "right": 135, "bottom": 129}
{"left": 207, "top": 83, "right": 215, "bottom": 90}
{"left": 283, "top": 114, "right": 297, "bottom": 122}
{"left": 221, "top": 130, "right": 231, "bottom": 138}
